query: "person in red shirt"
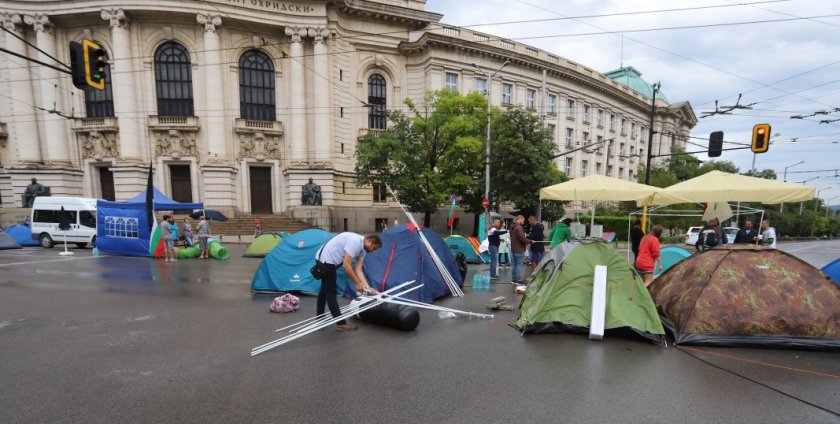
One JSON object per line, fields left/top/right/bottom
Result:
{"left": 635, "top": 224, "right": 664, "bottom": 287}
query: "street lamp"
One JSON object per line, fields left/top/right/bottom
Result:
{"left": 472, "top": 60, "right": 510, "bottom": 235}
{"left": 815, "top": 187, "right": 833, "bottom": 212}
{"left": 780, "top": 160, "right": 804, "bottom": 212}
{"left": 644, "top": 81, "right": 661, "bottom": 185}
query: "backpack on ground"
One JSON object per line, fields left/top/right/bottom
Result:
{"left": 270, "top": 293, "right": 301, "bottom": 313}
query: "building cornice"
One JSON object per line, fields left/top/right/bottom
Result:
{"left": 330, "top": 0, "right": 441, "bottom": 30}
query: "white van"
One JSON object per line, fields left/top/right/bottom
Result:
{"left": 30, "top": 197, "right": 98, "bottom": 248}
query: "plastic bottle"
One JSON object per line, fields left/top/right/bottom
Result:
{"left": 483, "top": 274, "right": 491, "bottom": 289}
{"left": 473, "top": 274, "right": 482, "bottom": 290}
{"left": 92, "top": 247, "right": 99, "bottom": 257}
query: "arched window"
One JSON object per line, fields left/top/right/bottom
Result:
{"left": 154, "top": 42, "right": 193, "bottom": 116}
{"left": 238, "top": 50, "right": 276, "bottom": 121}
{"left": 367, "top": 73, "right": 386, "bottom": 129}
{"left": 84, "top": 47, "right": 114, "bottom": 118}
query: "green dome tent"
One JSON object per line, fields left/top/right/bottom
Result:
{"left": 243, "top": 233, "right": 284, "bottom": 258}
{"left": 516, "top": 239, "right": 664, "bottom": 343}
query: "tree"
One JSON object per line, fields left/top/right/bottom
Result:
{"left": 355, "top": 90, "right": 486, "bottom": 227}
{"left": 488, "top": 105, "right": 567, "bottom": 221}
{"left": 742, "top": 168, "right": 777, "bottom": 180}
{"left": 698, "top": 160, "right": 738, "bottom": 174}
{"left": 665, "top": 145, "right": 702, "bottom": 181}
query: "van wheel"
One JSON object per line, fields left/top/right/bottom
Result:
{"left": 75, "top": 243, "right": 88, "bottom": 248}
{"left": 39, "top": 233, "right": 54, "bottom": 248}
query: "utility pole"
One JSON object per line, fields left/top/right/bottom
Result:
{"left": 644, "top": 82, "right": 660, "bottom": 185}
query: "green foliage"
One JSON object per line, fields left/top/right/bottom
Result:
{"left": 699, "top": 160, "right": 738, "bottom": 174}
{"left": 742, "top": 168, "right": 777, "bottom": 179}
{"left": 355, "top": 90, "right": 486, "bottom": 226}
{"left": 489, "top": 105, "right": 567, "bottom": 220}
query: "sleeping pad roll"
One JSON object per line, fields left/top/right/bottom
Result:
{"left": 357, "top": 303, "right": 420, "bottom": 331}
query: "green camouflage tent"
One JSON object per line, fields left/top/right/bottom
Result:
{"left": 516, "top": 239, "right": 664, "bottom": 343}
{"left": 243, "top": 233, "right": 284, "bottom": 258}
{"left": 649, "top": 244, "right": 840, "bottom": 350}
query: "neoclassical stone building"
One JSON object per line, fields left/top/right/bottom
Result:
{"left": 0, "top": 0, "right": 696, "bottom": 232}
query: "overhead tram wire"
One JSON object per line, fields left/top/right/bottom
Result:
{"left": 514, "top": 0, "right": 840, "bottom": 118}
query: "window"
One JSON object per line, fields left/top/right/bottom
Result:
{"left": 565, "top": 128, "right": 574, "bottom": 148}
{"left": 566, "top": 99, "right": 575, "bottom": 119}
{"left": 629, "top": 170, "right": 635, "bottom": 180}
{"left": 445, "top": 72, "right": 458, "bottom": 91}
{"left": 596, "top": 109, "right": 604, "bottom": 127}
{"left": 526, "top": 89, "right": 536, "bottom": 109}
{"left": 639, "top": 148, "right": 644, "bottom": 160}
{"left": 583, "top": 105, "right": 590, "bottom": 122}
{"left": 548, "top": 94, "right": 557, "bottom": 113}
{"left": 630, "top": 123, "right": 636, "bottom": 139}
{"left": 475, "top": 77, "right": 487, "bottom": 94}
{"left": 564, "top": 157, "right": 573, "bottom": 175}
{"left": 595, "top": 162, "right": 602, "bottom": 174}
{"left": 609, "top": 114, "right": 615, "bottom": 132}
{"left": 581, "top": 160, "right": 588, "bottom": 177}
{"left": 640, "top": 126, "right": 646, "bottom": 141}
{"left": 630, "top": 146, "right": 635, "bottom": 156}
{"left": 368, "top": 73, "right": 387, "bottom": 129}
{"left": 372, "top": 183, "right": 387, "bottom": 203}
{"left": 84, "top": 46, "right": 114, "bottom": 118}
{"left": 607, "top": 165, "right": 613, "bottom": 176}
{"left": 502, "top": 83, "right": 512, "bottom": 105}
{"left": 34, "top": 209, "right": 76, "bottom": 224}
{"left": 80, "top": 211, "right": 96, "bottom": 228}
{"left": 582, "top": 131, "right": 590, "bottom": 146}
{"left": 547, "top": 124, "right": 556, "bottom": 142}
{"left": 238, "top": 50, "right": 276, "bottom": 121}
{"left": 596, "top": 135, "right": 603, "bottom": 152}
{"left": 154, "top": 42, "right": 194, "bottom": 116}
{"left": 620, "top": 142, "right": 625, "bottom": 155}
{"left": 619, "top": 167, "right": 624, "bottom": 179}
{"left": 104, "top": 216, "right": 139, "bottom": 239}
{"left": 620, "top": 118, "right": 626, "bottom": 135}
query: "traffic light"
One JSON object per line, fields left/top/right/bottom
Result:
{"left": 708, "top": 131, "right": 724, "bottom": 157}
{"left": 751, "top": 123, "right": 771, "bottom": 153}
{"left": 68, "top": 39, "right": 106, "bottom": 90}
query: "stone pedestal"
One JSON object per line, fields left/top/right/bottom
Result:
{"left": 290, "top": 205, "right": 331, "bottom": 231}
{"left": 3, "top": 167, "right": 83, "bottom": 207}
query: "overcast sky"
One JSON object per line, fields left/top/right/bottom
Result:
{"left": 424, "top": 0, "right": 840, "bottom": 203}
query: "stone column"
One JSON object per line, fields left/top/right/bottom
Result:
{"left": 2, "top": 13, "right": 41, "bottom": 164}
{"left": 25, "top": 14, "right": 70, "bottom": 165}
{"left": 197, "top": 14, "right": 226, "bottom": 162}
{"left": 284, "top": 26, "right": 307, "bottom": 166}
{"left": 310, "top": 27, "right": 331, "bottom": 165}
{"left": 101, "top": 8, "right": 142, "bottom": 161}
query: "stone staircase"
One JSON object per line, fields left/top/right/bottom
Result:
{"left": 207, "top": 215, "right": 314, "bottom": 237}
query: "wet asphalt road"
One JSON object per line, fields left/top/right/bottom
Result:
{"left": 0, "top": 241, "right": 838, "bottom": 423}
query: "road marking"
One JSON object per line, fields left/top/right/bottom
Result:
{"left": 0, "top": 257, "right": 93, "bottom": 267}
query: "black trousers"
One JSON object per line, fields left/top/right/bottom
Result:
{"left": 316, "top": 262, "right": 346, "bottom": 325}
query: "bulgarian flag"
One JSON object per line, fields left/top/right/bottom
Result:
{"left": 144, "top": 163, "right": 164, "bottom": 257}
{"left": 447, "top": 194, "right": 457, "bottom": 228}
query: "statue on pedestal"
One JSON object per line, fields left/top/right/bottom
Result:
{"left": 23, "top": 178, "right": 47, "bottom": 207}
{"left": 301, "top": 178, "right": 322, "bottom": 206}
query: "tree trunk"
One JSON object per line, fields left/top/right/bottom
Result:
{"left": 424, "top": 211, "right": 432, "bottom": 228}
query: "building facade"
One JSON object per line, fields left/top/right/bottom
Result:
{"left": 0, "top": 0, "right": 696, "bottom": 232}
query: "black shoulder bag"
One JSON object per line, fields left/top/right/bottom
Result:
{"left": 310, "top": 241, "right": 333, "bottom": 280}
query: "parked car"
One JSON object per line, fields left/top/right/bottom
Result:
{"left": 684, "top": 226, "right": 702, "bottom": 245}
{"left": 685, "top": 225, "right": 739, "bottom": 246}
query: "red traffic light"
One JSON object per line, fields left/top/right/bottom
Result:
{"left": 751, "top": 123, "right": 771, "bottom": 154}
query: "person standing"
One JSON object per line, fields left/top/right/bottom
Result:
{"left": 630, "top": 219, "right": 644, "bottom": 260}
{"left": 696, "top": 218, "right": 725, "bottom": 250}
{"left": 196, "top": 216, "right": 210, "bottom": 259}
{"left": 635, "top": 224, "right": 664, "bottom": 287}
{"left": 254, "top": 216, "right": 261, "bottom": 236}
{"left": 498, "top": 222, "right": 511, "bottom": 268}
{"left": 509, "top": 215, "right": 532, "bottom": 284}
{"left": 758, "top": 219, "right": 777, "bottom": 248}
{"left": 160, "top": 215, "right": 176, "bottom": 263}
{"left": 735, "top": 220, "right": 760, "bottom": 244}
{"left": 487, "top": 219, "right": 507, "bottom": 280}
{"left": 315, "top": 233, "right": 382, "bottom": 331}
{"left": 548, "top": 218, "right": 574, "bottom": 249}
{"left": 181, "top": 217, "right": 194, "bottom": 246}
{"left": 527, "top": 215, "right": 545, "bottom": 274}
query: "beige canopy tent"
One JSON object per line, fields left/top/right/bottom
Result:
{"left": 649, "top": 170, "right": 816, "bottom": 205}
{"left": 539, "top": 174, "right": 663, "bottom": 203}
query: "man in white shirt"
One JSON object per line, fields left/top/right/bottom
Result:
{"left": 315, "top": 232, "right": 382, "bottom": 331}
{"left": 759, "top": 219, "right": 777, "bottom": 248}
